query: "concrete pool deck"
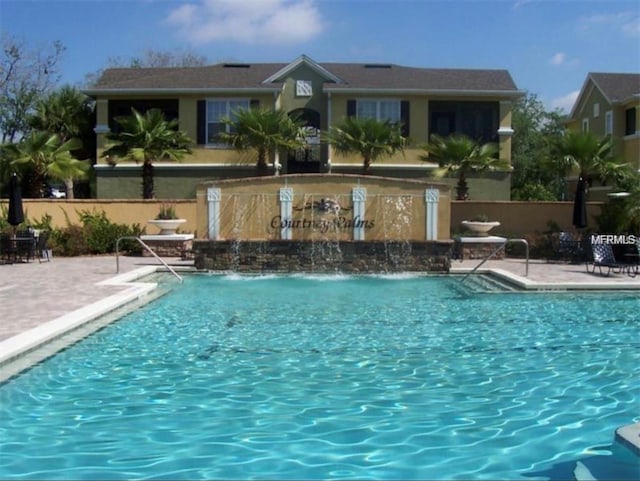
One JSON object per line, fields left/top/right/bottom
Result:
{"left": 0, "top": 254, "right": 638, "bottom": 343}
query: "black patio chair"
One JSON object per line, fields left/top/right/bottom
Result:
{"left": 0, "top": 233, "right": 16, "bottom": 264}
{"left": 557, "top": 231, "right": 585, "bottom": 263}
{"left": 15, "top": 230, "right": 36, "bottom": 263}
{"left": 628, "top": 241, "right": 640, "bottom": 278}
{"left": 586, "top": 242, "right": 626, "bottom": 276}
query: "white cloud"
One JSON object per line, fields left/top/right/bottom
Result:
{"left": 550, "top": 90, "right": 579, "bottom": 114}
{"left": 550, "top": 52, "right": 566, "bottom": 66}
{"left": 512, "top": 0, "right": 534, "bottom": 9}
{"left": 622, "top": 16, "right": 640, "bottom": 37}
{"left": 578, "top": 11, "right": 640, "bottom": 37}
{"left": 165, "top": 0, "right": 325, "bottom": 45}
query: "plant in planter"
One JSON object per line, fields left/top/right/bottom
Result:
{"left": 461, "top": 214, "right": 500, "bottom": 237}
{"left": 156, "top": 204, "right": 177, "bottom": 220}
{"left": 148, "top": 204, "right": 186, "bottom": 235}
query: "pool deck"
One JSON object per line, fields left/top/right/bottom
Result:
{"left": 0, "top": 254, "right": 637, "bottom": 343}
{"left": 451, "top": 257, "right": 640, "bottom": 290}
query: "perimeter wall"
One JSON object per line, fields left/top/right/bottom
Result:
{"left": 0, "top": 199, "right": 603, "bottom": 240}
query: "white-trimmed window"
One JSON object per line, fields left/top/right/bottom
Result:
{"left": 356, "top": 99, "right": 401, "bottom": 123}
{"left": 605, "top": 110, "right": 613, "bottom": 135}
{"left": 593, "top": 103, "right": 600, "bottom": 118}
{"left": 206, "top": 99, "right": 250, "bottom": 144}
{"left": 582, "top": 118, "right": 589, "bottom": 132}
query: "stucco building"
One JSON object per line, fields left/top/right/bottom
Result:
{"left": 86, "top": 55, "right": 522, "bottom": 199}
{"left": 566, "top": 72, "right": 640, "bottom": 172}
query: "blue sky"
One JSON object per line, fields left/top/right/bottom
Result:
{"left": 1, "top": 0, "right": 638, "bottom": 113}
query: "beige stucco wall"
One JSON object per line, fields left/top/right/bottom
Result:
{"left": 567, "top": 83, "right": 639, "bottom": 170}
{"left": 92, "top": 88, "right": 516, "bottom": 199}
{"left": 621, "top": 99, "right": 640, "bottom": 169}
{"left": 95, "top": 92, "right": 515, "bottom": 168}
{"left": 2, "top": 199, "right": 198, "bottom": 236}
{"left": 95, "top": 93, "right": 276, "bottom": 165}
{"left": 451, "top": 200, "right": 603, "bottom": 237}
{"left": 278, "top": 64, "right": 328, "bottom": 121}
{"left": 1, "top": 198, "right": 606, "bottom": 245}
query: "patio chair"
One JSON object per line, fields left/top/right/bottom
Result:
{"left": 36, "top": 230, "right": 51, "bottom": 263}
{"left": 586, "top": 242, "right": 625, "bottom": 276}
{"left": 0, "top": 233, "right": 16, "bottom": 264}
{"left": 557, "top": 231, "right": 585, "bottom": 263}
{"left": 628, "top": 241, "right": 640, "bottom": 278}
{"left": 15, "top": 230, "right": 36, "bottom": 263}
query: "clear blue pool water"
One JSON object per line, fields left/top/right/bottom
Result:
{"left": 0, "top": 274, "right": 638, "bottom": 480}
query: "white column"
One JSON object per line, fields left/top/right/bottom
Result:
{"left": 207, "top": 187, "right": 221, "bottom": 240}
{"left": 425, "top": 188, "right": 439, "bottom": 240}
{"left": 279, "top": 187, "right": 293, "bottom": 240}
{"left": 352, "top": 187, "right": 367, "bottom": 240}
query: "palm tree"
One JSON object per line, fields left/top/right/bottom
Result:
{"left": 5, "top": 132, "right": 89, "bottom": 198}
{"left": 103, "top": 108, "right": 192, "bottom": 199}
{"left": 324, "top": 117, "right": 406, "bottom": 174}
{"left": 219, "top": 108, "right": 305, "bottom": 175}
{"left": 553, "top": 130, "right": 631, "bottom": 192}
{"left": 420, "top": 134, "right": 507, "bottom": 200}
{"left": 29, "top": 85, "right": 94, "bottom": 198}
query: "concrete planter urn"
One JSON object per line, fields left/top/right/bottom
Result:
{"left": 147, "top": 219, "right": 186, "bottom": 235}
{"left": 461, "top": 220, "right": 500, "bottom": 237}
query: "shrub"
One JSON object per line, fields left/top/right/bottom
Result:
{"left": 78, "top": 209, "right": 145, "bottom": 255}
{"left": 43, "top": 209, "right": 144, "bottom": 256}
{"left": 512, "top": 183, "right": 557, "bottom": 201}
{"left": 50, "top": 224, "right": 89, "bottom": 257}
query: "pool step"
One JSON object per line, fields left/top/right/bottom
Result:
{"left": 459, "top": 273, "right": 519, "bottom": 293}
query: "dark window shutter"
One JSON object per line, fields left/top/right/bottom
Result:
{"left": 197, "top": 100, "right": 206, "bottom": 145}
{"left": 400, "top": 100, "right": 410, "bottom": 137}
{"left": 346, "top": 99, "right": 356, "bottom": 117}
{"left": 250, "top": 99, "right": 260, "bottom": 109}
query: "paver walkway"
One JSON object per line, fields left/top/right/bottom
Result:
{"left": 0, "top": 255, "right": 189, "bottom": 341}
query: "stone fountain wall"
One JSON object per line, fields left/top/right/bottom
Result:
{"left": 194, "top": 239, "right": 453, "bottom": 273}
{"left": 193, "top": 174, "right": 452, "bottom": 272}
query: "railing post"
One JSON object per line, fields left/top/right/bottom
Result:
{"left": 115, "top": 236, "right": 183, "bottom": 282}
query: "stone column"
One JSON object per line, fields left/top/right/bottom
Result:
{"left": 352, "top": 187, "right": 367, "bottom": 240}
{"left": 279, "top": 187, "right": 293, "bottom": 240}
{"left": 207, "top": 187, "right": 221, "bottom": 240}
{"left": 425, "top": 188, "right": 439, "bottom": 240}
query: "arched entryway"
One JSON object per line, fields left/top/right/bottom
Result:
{"left": 287, "top": 108, "right": 322, "bottom": 174}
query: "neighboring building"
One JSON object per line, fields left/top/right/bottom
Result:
{"left": 566, "top": 72, "right": 640, "bottom": 173}
{"left": 85, "top": 55, "right": 522, "bottom": 199}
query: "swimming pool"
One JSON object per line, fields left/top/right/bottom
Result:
{"left": 0, "top": 274, "right": 638, "bottom": 480}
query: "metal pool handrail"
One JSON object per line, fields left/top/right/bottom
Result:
{"left": 115, "top": 236, "right": 183, "bottom": 283}
{"left": 460, "top": 238, "right": 529, "bottom": 283}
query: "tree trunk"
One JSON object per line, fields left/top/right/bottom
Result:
{"left": 64, "top": 178, "right": 74, "bottom": 199}
{"left": 456, "top": 172, "right": 469, "bottom": 200}
{"left": 363, "top": 156, "right": 371, "bottom": 174}
{"left": 142, "top": 160, "right": 154, "bottom": 199}
{"left": 256, "top": 148, "right": 268, "bottom": 176}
